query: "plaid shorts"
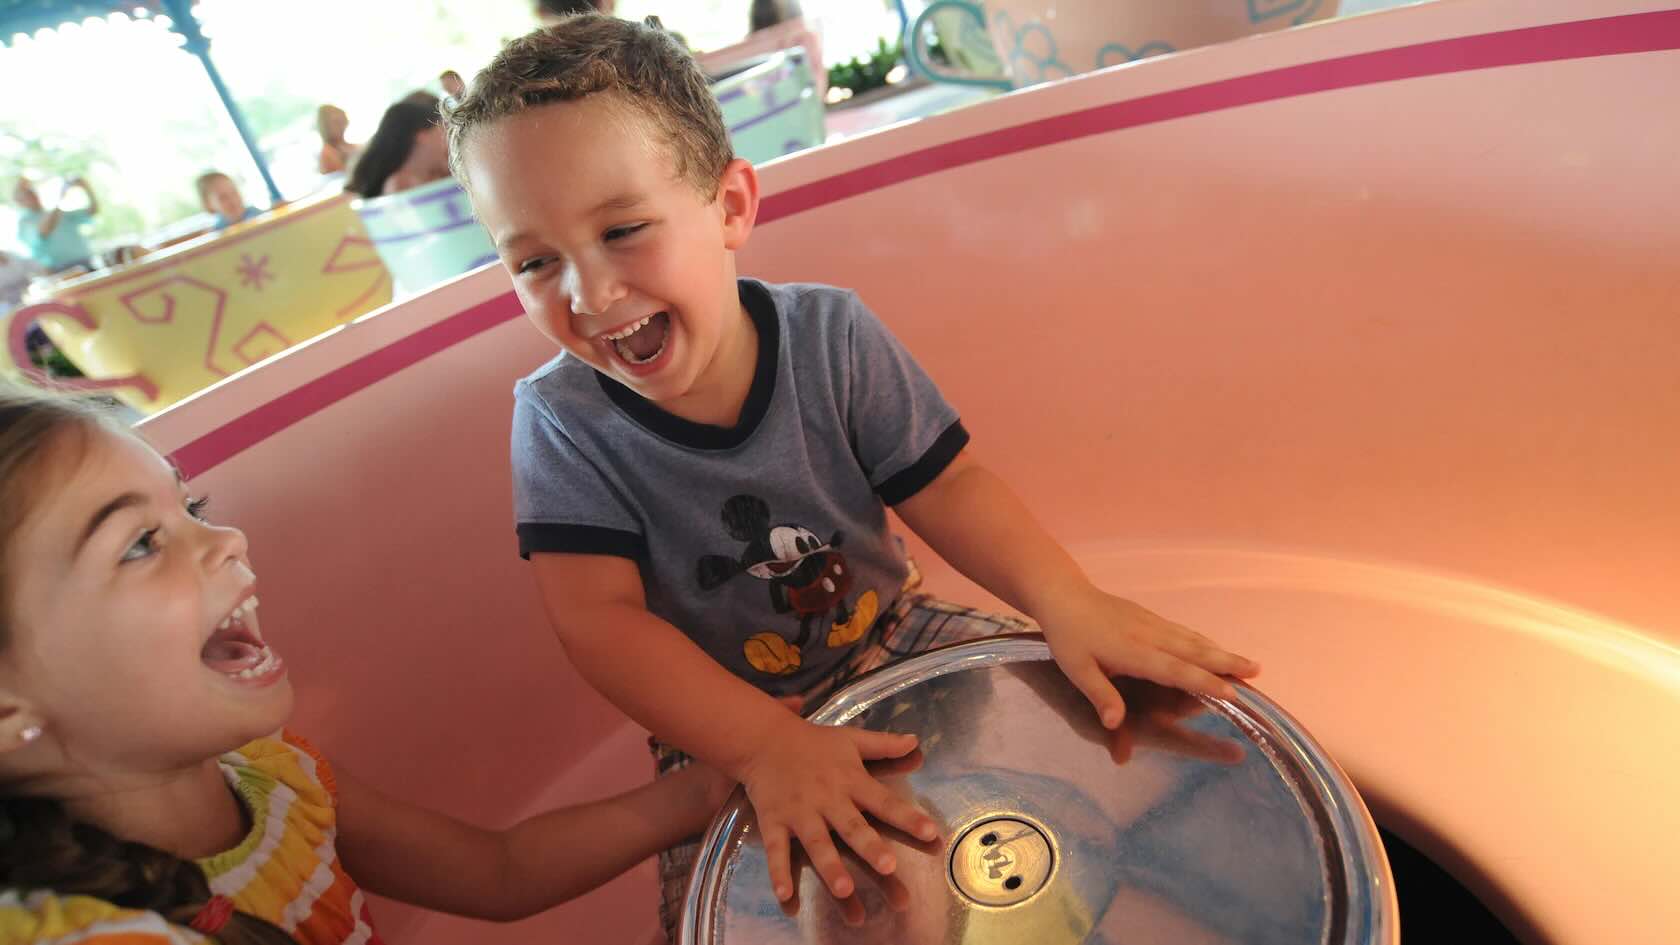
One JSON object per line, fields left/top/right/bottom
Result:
{"left": 649, "top": 587, "right": 1033, "bottom": 941}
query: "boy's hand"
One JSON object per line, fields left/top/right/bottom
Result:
{"left": 687, "top": 760, "right": 740, "bottom": 814}
{"left": 1036, "top": 584, "right": 1260, "bottom": 729}
{"left": 683, "top": 695, "right": 807, "bottom": 816}
{"left": 739, "top": 713, "right": 937, "bottom": 903}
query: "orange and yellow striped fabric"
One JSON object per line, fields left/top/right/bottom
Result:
{"left": 0, "top": 731, "right": 383, "bottom": 945}
{"left": 0, "top": 893, "right": 209, "bottom": 944}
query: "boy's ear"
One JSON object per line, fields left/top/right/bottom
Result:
{"left": 716, "top": 158, "right": 759, "bottom": 251}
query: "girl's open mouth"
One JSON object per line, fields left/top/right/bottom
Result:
{"left": 201, "top": 596, "right": 285, "bottom": 684}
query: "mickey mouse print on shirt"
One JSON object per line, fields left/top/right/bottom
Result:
{"left": 697, "top": 494, "right": 879, "bottom": 676}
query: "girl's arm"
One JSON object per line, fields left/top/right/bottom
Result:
{"left": 893, "top": 451, "right": 1261, "bottom": 728}
{"left": 334, "top": 759, "right": 727, "bottom": 921}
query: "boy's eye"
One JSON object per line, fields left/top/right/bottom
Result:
{"left": 517, "top": 256, "right": 555, "bottom": 275}
{"left": 604, "top": 223, "right": 647, "bottom": 242}
{"left": 122, "top": 528, "right": 160, "bottom": 563}
{"left": 186, "top": 496, "right": 211, "bottom": 522}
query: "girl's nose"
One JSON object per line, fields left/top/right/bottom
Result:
{"left": 199, "top": 520, "right": 250, "bottom": 571}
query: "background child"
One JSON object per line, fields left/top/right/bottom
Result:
{"left": 193, "top": 172, "right": 258, "bottom": 231}
{"left": 0, "top": 386, "right": 787, "bottom": 943}
{"left": 445, "top": 14, "right": 1259, "bottom": 938}
{"left": 344, "top": 99, "right": 451, "bottom": 199}
{"left": 317, "top": 104, "right": 360, "bottom": 176}
{"left": 12, "top": 177, "right": 98, "bottom": 274}
{"left": 439, "top": 69, "right": 468, "bottom": 102}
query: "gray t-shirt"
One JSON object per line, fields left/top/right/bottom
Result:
{"left": 512, "top": 279, "right": 968, "bottom": 695}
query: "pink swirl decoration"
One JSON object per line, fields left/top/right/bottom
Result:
{"left": 8, "top": 300, "right": 161, "bottom": 401}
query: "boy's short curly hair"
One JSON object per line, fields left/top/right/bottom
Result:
{"left": 444, "top": 14, "right": 732, "bottom": 197}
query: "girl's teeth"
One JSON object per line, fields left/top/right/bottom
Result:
{"left": 234, "top": 647, "right": 276, "bottom": 679}
{"left": 217, "top": 597, "right": 258, "bottom": 629}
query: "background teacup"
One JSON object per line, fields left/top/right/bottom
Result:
{"left": 8, "top": 193, "right": 392, "bottom": 414}
{"left": 905, "top": 0, "right": 1342, "bottom": 89}
{"left": 711, "top": 46, "right": 826, "bottom": 164}
{"left": 355, "top": 177, "right": 497, "bottom": 299}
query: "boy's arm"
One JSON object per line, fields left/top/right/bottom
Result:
{"left": 334, "top": 757, "right": 729, "bottom": 921}
{"left": 894, "top": 451, "right": 1260, "bottom": 728}
{"left": 529, "top": 551, "right": 937, "bottom": 903}
{"left": 530, "top": 552, "right": 787, "bottom": 774}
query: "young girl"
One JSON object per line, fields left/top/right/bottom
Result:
{"left": 344, "top": 100, "right": 450, "bottom": 200}
{"left": 0, "top": 387, "right": 866, "bottom": 943}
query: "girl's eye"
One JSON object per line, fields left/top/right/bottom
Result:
{"left": 122, "top": 528, "right": 160, "bottom": 563}
{"left": 604, "top": 223, "right": 646, "bottom": 242}
{"left": 517, "top": 257, "right": 554, "bottom": 275}
{"left": 186, "top": 496, "right": 211, "bottom": 522}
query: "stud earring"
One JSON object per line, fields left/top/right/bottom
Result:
{"left": 18, "top": 725, "right": 42, "bottom": 745}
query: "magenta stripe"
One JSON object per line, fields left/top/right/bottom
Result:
{"left": 760, "top": 9, "right": 1680, "bottom": 223}
{"left": 170, "top": 292, "right": 525, "bottom": 477}
{"left": 167, "top": 9, "right": 1680, "bottom": 474}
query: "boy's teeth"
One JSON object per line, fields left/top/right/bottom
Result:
{"left": 603, "top": 315, "right": 652, "bottom": 340}
{"left": 615, "top": 336, "right": 666, "bottom": 365}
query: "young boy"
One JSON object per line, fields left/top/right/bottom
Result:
{"left": 195, "top": 171, "right": 258, "bottom": 230}
{"left": 444, "top": 14, "right": 1259, "bottom": 936}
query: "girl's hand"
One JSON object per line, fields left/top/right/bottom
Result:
{"left": 738, "top": 713, "right": 936, "bottom": 903}
{"left": 1036, "top": 584, "right": 1260, "bottom": 729}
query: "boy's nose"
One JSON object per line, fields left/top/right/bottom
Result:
{"left": 563, "top": 259, "right": 625, "bottom": 317}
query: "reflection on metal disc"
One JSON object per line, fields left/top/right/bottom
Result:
{"left": 949, "top": 816, "right": 1054, "bottom": 907}
{"left": 681, "top": 635, "right": 1397, "bottom": 945}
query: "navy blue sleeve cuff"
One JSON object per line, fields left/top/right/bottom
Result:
{"left": 517, "top": 523, "right": 646, "bottom": 561}
{"left": 876, "top": 420, "right": 970, "bottom": 506}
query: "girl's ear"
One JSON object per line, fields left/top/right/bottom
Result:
{"left": 0, "top": 701, "right": 46, "bottom": 759}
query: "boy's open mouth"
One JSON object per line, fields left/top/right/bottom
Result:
{"left": 604, "top": 311, "right": 670, "bottom": 365}
{"left": 201, "top": 596, "right": 284, "bottom": 682}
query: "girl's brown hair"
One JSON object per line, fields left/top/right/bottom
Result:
{"left": 0, "top": 385, "right": 292, "bottom": 944}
